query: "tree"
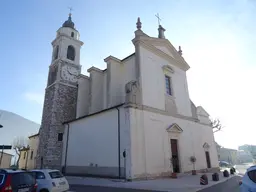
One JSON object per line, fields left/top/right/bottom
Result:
{"left": 211, "top": 118, "right": 223, "bottom": 133}
{"left": 12, "top": 136, "right": 29, "bottom": 167}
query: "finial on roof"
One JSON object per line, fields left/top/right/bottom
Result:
{"left": 178, "top": 46, "right": 183, "bottom": 56}
{"left": 158, "top": 25, "right": 166, "bottom": 39}
{"left": 136, "top": 17, "right": 142, "bottom": 30}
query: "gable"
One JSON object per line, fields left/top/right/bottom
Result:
{"left": 203, "top": 142, "right": 210, "bottom": 149}
{"left": 197, "top": 106, "right": 210, "bottom": 117}
{"left": 138, "top": 38, "right": 190, "bottom": 71}
{"left": 166, "top": 123, "right": 183, "bottom": 133}
{"left": 155, "top": 46, "right": 174, "bottom": 58}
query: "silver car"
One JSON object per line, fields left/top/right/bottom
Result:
{"left": 30, "top": 169, "right": 69, "bottom": 192}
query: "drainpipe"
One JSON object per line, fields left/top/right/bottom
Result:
{"left": 64, "top": 123, "right": 70, "bottom": 174}
{"left": 116, "top": 107, "right": 121, "bottom": 179}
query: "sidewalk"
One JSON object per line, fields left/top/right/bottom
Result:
{"left": 67, "top": 172, "right": 239, "bottom": 192}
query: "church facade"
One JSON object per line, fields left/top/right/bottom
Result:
{"left": 37, "top": 15, "right": 219, "bottom": 180}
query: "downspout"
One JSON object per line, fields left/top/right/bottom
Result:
{"left": 64, "top": 123, "right": 70, "bottom": 174}
{"left": 116, "top": 107, "right": 121, "bottom": 179}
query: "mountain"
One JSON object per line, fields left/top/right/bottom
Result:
{"left": 0, "top": 110, "right": 40, "bottom": 155}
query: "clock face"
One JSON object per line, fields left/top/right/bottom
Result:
{"left": 61, "top": 65, "right": 78, "bottom": 83}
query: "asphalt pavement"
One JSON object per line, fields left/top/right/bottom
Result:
{"left": 70, "top": 164, "right": 251, "bottom": 192}
{"left": 70, "top": 185, "right": 163, "bottom": 192}
{"left": 198, "top": 176, "right": 241, "bottom": 192}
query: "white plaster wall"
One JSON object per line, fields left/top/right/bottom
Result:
{"left": 139, "top": 46, "right": 192, "bottom": 117}
{"left": 103, "top": 71, "right": 107, "bottom": 109}
{"left": 76, "top": 76, "right": 90, "bottom": 117}
{"left": 27, "top": 136, "right": 39, "bottom": 169}
{"left": 129, "top": 108, "right": 218, "bottom": 178}
{"left": 89, "top": 70, "right": 104, "bottom": 113}
{"left": 63, "top": 107, "right": 130, "bottom": 170}
{"left": 107, "top": 56, "right": 136, "bottom": 107}
{"left": 108, "top": 61, "right": 124, "bottom": 106}
{"left": 57, "top": 27, "right": 80, "bottom": 40}
{"left": 120, "top": 56, "right": 136, "bottom": 102}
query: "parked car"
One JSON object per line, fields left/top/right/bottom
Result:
{"left": 219, "top": 161, "right": 232, "bottom": 168}
{"left": 0, "top": 168, "right": 37, "bottom": 192}
{"left": 240, "top": 165, "right": 256, "bottom": 191}
{"left": 29, "top": 169, "right": 69, "bottom": 192}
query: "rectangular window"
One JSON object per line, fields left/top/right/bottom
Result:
{"left": 58, "top": 133, "right": 63, "bottom": 141}
{"left": 165, "top": 75, "right": 172, "bottom": 95}
{"left": 30, "top": 151, "right": 34, "bottom": 160}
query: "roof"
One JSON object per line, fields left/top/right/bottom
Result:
{"left": 62, "top": 14, "right": 75, "bottom": 29}
{"left": 63, "top": 103, "right": 124, "bottom": 124}
{"left": 28, "top": 133, "right": 39, "bottom": 138}
{"left": 0, "top": 169, "right": 26, "bottom": 174}
{"left": 30, "top": 169, "right": 60, "bottom": 173}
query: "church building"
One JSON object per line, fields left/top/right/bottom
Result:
{"left": 37, "top": 14, "right": 219, "bottom": 180}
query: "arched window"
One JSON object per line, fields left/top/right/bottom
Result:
{"left": 67, "top": 45, "right": 75, "bottom": 61}
{"left": 71, "top": 32, "right": 74, "bottom": 38}
{"left": 54, "top": 45, "right": 59, "bottom": 60}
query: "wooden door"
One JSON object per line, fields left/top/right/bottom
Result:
{"left": 171, "top": 139, "right": 180, "bottom": 173}
{"left": 205, "top": 151, "right": 211, "bottom": 168}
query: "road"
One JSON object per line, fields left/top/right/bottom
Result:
{"left": 70, "top": 178, "right": 241, "bottom": 192}
{"left": 70, "top": 185, "right": 163, "bottom": 192}
{"left": 198, "top": 176, "right": 241, "bottom": 192}
{"left": 70, "top": 164, "right": 252, "bottom": 192}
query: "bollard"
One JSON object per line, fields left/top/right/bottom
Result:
{"left": 230, "top": 168, "right": 234, "bottom": 175}
{"left": 212, "top": 173, "right": 219, "bottom": 181}
{"left": 200, "top": 174, "right": 208, "bottom": 185}
{"left": 223, "top": 170, "right": 229, "bottom": 177}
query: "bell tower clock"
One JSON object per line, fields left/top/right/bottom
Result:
{"left": 36, "top": 13, "right": 83, "bottom": 169}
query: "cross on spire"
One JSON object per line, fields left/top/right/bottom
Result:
{"left": 155, "top": 13, "right": 161, "bottom": 26}
{"left": 68, "top": 7, "right": 73, "bottom": 16}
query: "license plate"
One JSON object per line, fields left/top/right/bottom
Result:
{"left": 18, "top": 188, "right": 29, "bottom": 192}
{"left": 59, "top": 181, "right": 66, "bottom": 185}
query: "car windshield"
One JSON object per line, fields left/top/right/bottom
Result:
{"left": 49, "top": 171, "right": 64, "bottom": 179}
{"left": 248, "top": 170, "right": 256, "bottom": 183}
{"left": 0, "top": 174, "right": 4, "bottom": 185}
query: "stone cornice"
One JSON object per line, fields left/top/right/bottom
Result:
{"left": 78, "top": 74, "right": 90, "bottom": 80}
{"left": 162, "top": 65, "right": 174, "bottom": 73}
{"left": 124, "top": 103, "right": 212, "bottom": 127}
{"left": 51, "top": 34, "right": 84, "bottom": 46}
{"left": 87, "top": 66, "right": 104, "bottom": 73}
{"left": 104, "top": 56, "right": 121, "bottom": 63}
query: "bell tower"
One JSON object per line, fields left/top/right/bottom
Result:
{"left": 36, "top": 13, "right": 83, "bottom": 169}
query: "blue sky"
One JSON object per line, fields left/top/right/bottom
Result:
{"left": 1, "top": 0, "right": 256, "bottom": 149}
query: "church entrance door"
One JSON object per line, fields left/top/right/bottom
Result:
{"left": 205, "top": 151, "right": 211, "bottom": 168}
{"left": 171, "top": 139, "right": 180, "bottom": 173}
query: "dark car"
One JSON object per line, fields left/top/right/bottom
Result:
{"left": 0, "top": 169, "right": 37, "bottom": 192}
{"left": 219, "top": 161, "right": 232, "bottom": 168}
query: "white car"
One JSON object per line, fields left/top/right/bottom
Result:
{"left": 240, "top": 165, "right": 256, "bottom": 192}
{"left": 30, "top": 169, "right": 69, "bottom": 192}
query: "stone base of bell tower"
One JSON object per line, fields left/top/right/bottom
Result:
{"left": 36, "top": 83, "right": 77, "bottom": 170}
